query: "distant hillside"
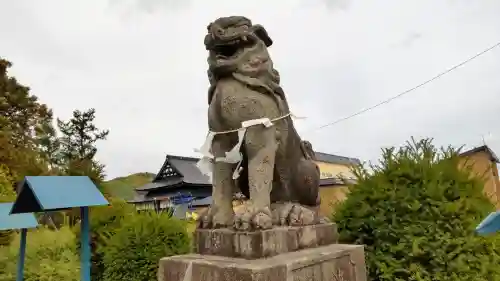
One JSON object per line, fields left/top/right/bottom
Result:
{"left": 102, "top": 172, "right": 155, "bottom": 200}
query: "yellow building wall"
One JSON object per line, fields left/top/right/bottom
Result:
{"left": 318, "top": 185, "right": 349, "bottom": 216}
{"left": 314, "top": 161, "right": 355, "bottom": 179}
{"left": 314, "top": 160, "right": 354, "bottom": 216}
{"left": 317, "top": 150, "right": 500, "bottom": 214}
{"left": 458, "top": 151, "right": 500, "bottom": 209}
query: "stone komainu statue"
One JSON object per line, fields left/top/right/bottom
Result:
{"left": 199, "top": 16, "right": 322, "bottom": 231}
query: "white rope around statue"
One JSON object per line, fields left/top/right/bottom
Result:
{"left": 194, "top": 112, "right": 305, "bottom": 181}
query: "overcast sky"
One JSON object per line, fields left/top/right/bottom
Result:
{"left": 1, "top": 0, "right": 499, "bottom": 179}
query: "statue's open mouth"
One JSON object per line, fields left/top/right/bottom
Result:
{"left": 211, "top": 35, "right": 256, "bottom": 59}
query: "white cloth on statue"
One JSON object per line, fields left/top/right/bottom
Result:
{"left": 195, "top": 117, "right": 275, "bottom": 181}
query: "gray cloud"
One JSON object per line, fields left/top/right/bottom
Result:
{"left": 323, "top": 0, "right": 350, "bottom": 11}
{"left": 107, "top": 0, "right": 191, "bottom": 16}
{"left": 391, "top": 32, "right": 423, "bottom": 49}
{"left": 300, "top": 0, "right": 350, "bottom": 11}
{"left": 0, "top": 0, "right": 499, "bottom": 178}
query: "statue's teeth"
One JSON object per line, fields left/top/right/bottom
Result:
{"left": 242, "top": 36, "right": 247, "bottom": 41}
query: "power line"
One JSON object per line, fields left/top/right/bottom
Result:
{"left": 304, "top": 41, "right": 500, "bottom": 134}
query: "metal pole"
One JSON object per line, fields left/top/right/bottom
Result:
{"left": 80, "top": 207, "right": 91, "bottom": 281}
{"left": 16, "top": 228, "right": 27, "bottom": 281}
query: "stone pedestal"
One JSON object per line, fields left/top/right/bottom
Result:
{"left": 159, "top": 223, "right": 367, "bottom": 281}
{"left": 194, "top": 223, "right": 339, "bottom": 259}
{"left": 159, "top": 243, "right": 366, "bottom": 281}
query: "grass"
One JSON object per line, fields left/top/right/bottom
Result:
{"left": 101, "top": 172, "right": 154, "bottom": 200}
{"left": 186, "top": 221, "right": 197, "bottom": 234}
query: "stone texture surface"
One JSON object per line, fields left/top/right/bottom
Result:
{"left": 199, "top": 16, "right": 323, "bottom": 231}
{"left": 158, "top": 243, "right": 367, "bottom": 281}
{"left": 194, "top": 223, "right": 338, "bottom": 259}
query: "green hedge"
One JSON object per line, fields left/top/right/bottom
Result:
{"left": 100, "top": 210, "right": 191, "bottom": 281}
{"left": 0, "top": 226, "right": 80, "bottom": 281}
{"left": 334, "top": 138, "right": 500, "bottom": 281}
{"left": 0, "top": 195, "right": 193, "bottom": 281}
{"left": 73, "top": 198, "right": 135, "bottom": 281}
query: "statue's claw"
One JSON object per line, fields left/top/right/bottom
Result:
{"left": 233, "top": 204, "right": 273, "bottom": 231}
{"left": 271, "top": 203, "right": 319, "bottom": 226}
{"left": 197, "top": 206, "right": 234, "bottom": 229}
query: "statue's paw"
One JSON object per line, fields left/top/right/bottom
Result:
{"left": 233, "top": 205, "right": 272, "bottom": 231}
{"left": 197, "top": 206, "right": 234, "bottom": 229}
{"left": 271, "top": 203, "right": 319, "bottom": 226}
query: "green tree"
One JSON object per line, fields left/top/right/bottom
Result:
{"left": 36, "top": 115, "right": 62, "bottom": 171}
{"left": 334, "top": 138, "right": 500, "bottom": 281}
{"left": 0, "top": 58, "right": 53, "bottom": 180}
{"left": 0, "top": 59, "right": 52, "bottom": 145}
{"left": 57, "top": 108, "right": 109, "bottom": 184}
{"left": 0, "top": 165, "right": 15, "bottom": 203}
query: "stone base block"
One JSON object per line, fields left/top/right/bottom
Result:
{"left": 194, "top": 223, "right": 338, "bottom": 259}
{"left": 159, "top": 243, "right": 366, "bottom": 281}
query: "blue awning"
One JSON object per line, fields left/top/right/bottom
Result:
{"left": 476, "top": 211, "right": 500, "bottom": 235}
{"left": 11, "top": 176, "right": 109, "bottom": 214}
{"left": 0, "top": 203, "right": 38, "bottom": 231}
{"left": 191, "top": 196, "right": 212, "bottom": 207}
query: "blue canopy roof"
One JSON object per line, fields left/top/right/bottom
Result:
{"left": 476, "top": 211, "right": 500, "bottom": 235}
{"left": 191, "top": 196, "right": 212, "bottom": 207}
{"left": 0, "top": 203, "right": 38, "bottom": 231}
{"left": 10, "top": 176, "right": 109, "bottom": 214}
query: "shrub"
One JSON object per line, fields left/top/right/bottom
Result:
{"left": 0, "top": 164, "right": 15, "bottom": 202}
{"left": 73, "top": 197, "right": 135, "bottom": 281}
{"left": 73, "top": 197, "right": 134, "bottom": 238}
{"left": 100, "top": 210, "right": 191, "bottom": 281}
{"left": 334, "top": 138, "right": 500, "bottom": 281}
{"left": 0, "top": 226, "right": 80, "bottom": 281}
{"left": 186, "top": 220, "right": 197, "bottom": 236}
{"left": 0, "top": 165, "right": 16, "bottom": 246}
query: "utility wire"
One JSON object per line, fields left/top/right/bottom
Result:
{"left": 304, "top": 41, "right": 500, "bottom": 134}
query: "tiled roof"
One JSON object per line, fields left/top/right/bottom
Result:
{"left": 136, "top": 155, "right": 211, "bottom": 192}
{"left": 460, "top": 145, "right": 500, "bottom": 163}
{"left": 319, "top": 177, "right": 357, "bottom": 186}
{"left": 314, "top": 152, "right": 361, "bottom": 165}
{"left": 168, "top": 156, "right": 211, "bottom": 185}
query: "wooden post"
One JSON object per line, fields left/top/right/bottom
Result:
{"left": 16, "top": 228, "right": 27, "bottom": 281}
{"left": 80, "top": 207, "right": 91, "bottom": 281}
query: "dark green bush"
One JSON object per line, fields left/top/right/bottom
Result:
{"left": 100, "top": 210, "right": 191, "bottom": 281}
{"left": 73, "top": 198, "right": 135, "bottom": 281}
{"left": 334, "top": 138, "right": 500, "bottom": 281}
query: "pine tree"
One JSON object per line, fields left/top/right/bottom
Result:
{"left": 36, "top": 114, "right": 62, "bottom": 170}
{"left": 334, "top": 138, "right": 500, "bottom": 281}
{"left": 57, "top": 108, "right": 109, "bottom": 184}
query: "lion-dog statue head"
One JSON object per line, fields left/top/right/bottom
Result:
{"left": 204, "top": 16, "right": 283, "bottom": 105}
